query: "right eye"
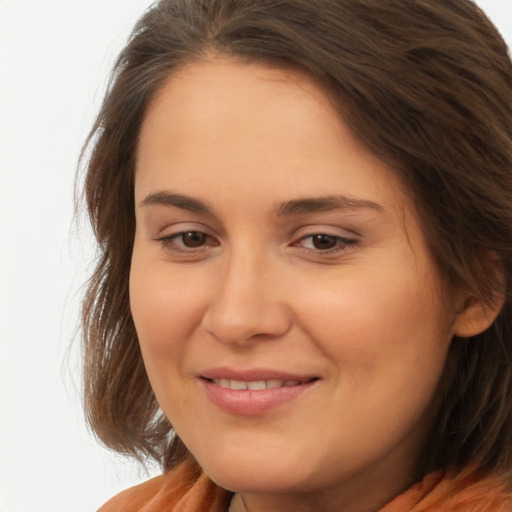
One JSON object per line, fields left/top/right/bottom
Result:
{"left": 158, "top": 230, "right": 218, "bottom": 252}
{"left": 174, "top": 231, "right": 209, "bottom": 248}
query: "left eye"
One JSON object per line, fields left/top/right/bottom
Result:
{"left": 297, "top": 234, "right": 355, "bottom": 251}
{"left": 175, "top": 231, "right": 209, "bottom": 248}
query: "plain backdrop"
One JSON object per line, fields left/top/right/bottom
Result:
{"left": 0, "top": 1, "right": 511, "bottom": 511}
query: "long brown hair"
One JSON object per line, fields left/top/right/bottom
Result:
{"left": 80, "top": 0, "right": 512, "bottom": 481}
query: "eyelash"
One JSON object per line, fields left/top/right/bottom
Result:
{"left": 157, "top": 231, "right": 357, "bottom": 256}
{"left": 293, "top": 234, "right": 358, "bottom": 255}
{"left": 158, "top": 231, "right": 218, "bottom": 253}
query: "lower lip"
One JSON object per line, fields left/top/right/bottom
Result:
{"left": 201, "top": 379, "right": 317, "bottom": 416}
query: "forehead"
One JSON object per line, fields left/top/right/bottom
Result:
{"left": 139, "top": 60, "right": 345, "bottom": 160}
{"left": 136, "top": 58, "right": 403, "bottom": 203}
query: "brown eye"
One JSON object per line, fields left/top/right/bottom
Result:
{"left": 293, "top": 233, "right": 357, "bottom": 255}
{"left": 311, "top": 234, "right": 338, "bottom": 250}
{"left": 181, "top": 231, "right": 208, "bottom": 247}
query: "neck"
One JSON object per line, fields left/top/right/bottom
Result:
{"left": 225, "top": 465, "right": 416, "bottom": 512}
{"left": 228, "top": 493, "right": 247, "bottom": 512}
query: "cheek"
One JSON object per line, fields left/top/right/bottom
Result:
{"left": 294, "top": 261, "right": 454, "bottom": 389}
{"left": 296, "top": 269, "right": 453, "bottom": 449}
{"left": 129, "top": 249, "right": 204, "bottom": 360}
{"left": 129, "top": 252, "right": 206, "bottom": 419}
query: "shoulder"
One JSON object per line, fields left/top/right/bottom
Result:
{"left": 98, "top": 457, "right": 231, "bottom": 512}
{"left": 98, "top": 473, "right": 170, "bottom": 512}
{"left": 381, "top": 467, "right": 512, "bottom": 512}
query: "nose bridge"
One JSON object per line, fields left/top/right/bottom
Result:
{"left": 202, "top": 243, "right": 291, "bottom": 345}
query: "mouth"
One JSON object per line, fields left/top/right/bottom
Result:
{"left": 198, "top": 369, "right": 320, "bottom": 416}
{"left": 204, "top": 377, "right": 317, "bottom": 390}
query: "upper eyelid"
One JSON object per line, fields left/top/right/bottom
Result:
{"left": 293, "top": 233, "right": 357, "bottom": 247}
{"left": 154, "top": 222, "right": 217, "bottom": 237}
{"left": 152, "top": 221, "right": 361, "bottom": 242}
{"left": 297, "top": 233, "right": 356, "bottom": 242}
{"left": 292, "top": 224, "right": 360, "bottom": 239}
{"left": 158, "top": 230, "right": 217, "bottom": 243}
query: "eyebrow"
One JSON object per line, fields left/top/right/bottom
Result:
{"left": 139, "top": 192, "right": 212, "bottom": 213}
{"left": 139, "top": 191, "right": 384, "bottom": 216}
{"left": 274, "top": 195, "right": 384, "bottom": 216}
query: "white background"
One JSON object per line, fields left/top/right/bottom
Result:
{"left": 0, "top": 1, "right": 511, "bottom": 511}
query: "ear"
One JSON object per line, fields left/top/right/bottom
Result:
{"left": 453, "top": 254, "right": 505, "bottom": 338}
{"left": 453, "top": 294, "right": 503, "bottom": 338}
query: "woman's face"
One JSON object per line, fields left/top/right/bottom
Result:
{"left": 131, "top": 60, "right": 463, "bottom": 508}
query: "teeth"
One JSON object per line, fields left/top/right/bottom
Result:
{"left": 266, "top": 379, "right": 282, "bottom": 389}
{"left": 247, "top": 380, "right": 266, "bottom": 390}
{"left": 231, "top": 380, "right": 248, "bottom": 390}
{"left": 218, "top": 378, "right": 231, "bottom": 388}
{"left": 213, "top": 379, "right": 303, "bottom": 390}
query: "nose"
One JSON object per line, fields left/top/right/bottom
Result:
{"left": 201, "top": 250, "right": 292, "bottom": 346}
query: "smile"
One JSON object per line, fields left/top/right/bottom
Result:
{"left": 211, "top": 378, "right": 304, "bottom": 390}
{"left": 199, "top": 370, "right": 319, "bottom": 416}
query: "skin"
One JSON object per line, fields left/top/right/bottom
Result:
{"left": 130, "top": 59, "right": 481, "bottom": 512}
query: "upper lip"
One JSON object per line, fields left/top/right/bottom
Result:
{"left": 200, "top": 367, "right": 318, "bottom": 382}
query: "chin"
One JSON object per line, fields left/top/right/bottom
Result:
{"left": 197, "top": 446, "right": 314, "bottom": 494}
{"left": 208, "top": 466, "right": 308, "bottom": 494}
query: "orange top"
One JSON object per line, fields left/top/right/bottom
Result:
{"left": 99, "top": 457, "right": 512, "bottom": 512}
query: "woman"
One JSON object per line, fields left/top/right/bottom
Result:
{"left": 80, "top": 0, "right": 512, "bottom": 510}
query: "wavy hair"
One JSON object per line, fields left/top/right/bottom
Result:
{"left": 80, "top": 0, "right": 512, "bottom": 482}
